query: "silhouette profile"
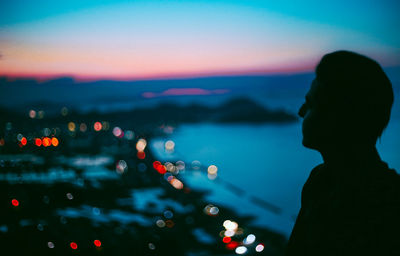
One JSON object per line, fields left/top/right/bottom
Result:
{"left": 286, "top": 51, "right": 400, "bottom": 255}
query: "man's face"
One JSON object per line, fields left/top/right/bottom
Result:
{"left": 298, "top": 79, "right": 336, "bottom": 150}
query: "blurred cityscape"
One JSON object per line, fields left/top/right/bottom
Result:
{"left": 0, "top": 93, "right": 297, "bottom": 255}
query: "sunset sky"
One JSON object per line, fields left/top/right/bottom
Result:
{"left": 0, "top": 0, "right": 399, "bottom": 80}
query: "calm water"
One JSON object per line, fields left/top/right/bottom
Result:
{"left": 151, "top": 117, "right": 400, "bottom": 238}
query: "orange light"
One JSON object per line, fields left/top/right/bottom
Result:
{"left": 169, "top": 178, "right": 184, "bottom": 189}
{"left": 94, "top": 240, "right": 101, "bottom": 247}
{"left": 0, "top": 138, "right": 4, "bottom": 146}
{"left": 20, "top": 137, "right": 27, "bottom": 146}
{"left": 35, "top": 138, "right": 42, "bottom": 146}
{"left": 70, "top": 242, "right": 78, "bottom": 250}
{"left": 51, "top": 137, "right": 59, "bottom": 147}
{"left": 42, "top": 137, "right": 51, "bottom": 147}
{"left": 137, "top": 151, "right": 146, "bottom": 159}
{"left": 94, "top": 122, "right": 102, "bottom": 131}
{"left": 11, "top": 199, "right": 19, "bottom": 207}
{"left": 165, "top": 220, "right": 175, "bottom": 228}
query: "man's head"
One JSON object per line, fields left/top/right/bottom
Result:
{"left": 299, "top": 51, "right": 393, "bottom": 150}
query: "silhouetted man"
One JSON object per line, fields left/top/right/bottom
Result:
{"left": 286, "top": 51, "right": 400, "bottom": 255}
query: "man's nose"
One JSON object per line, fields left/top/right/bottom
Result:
{"left": 298, "top": 104, "right": 306, "bottom": 118}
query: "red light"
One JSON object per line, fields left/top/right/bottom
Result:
{"left": 51, "top": 137, "right": 59, "bottom": 147}
{"left": 94, "top": 240, "right": 101, "bottom": 247}
{"left": 153, "top": 161, "right": 161, "bottom": 169}
{"left": 157, "top": 165, "right": 166, "bottom": 174}
{"left": 94, "top": 122, "right": 102, "bottom": 131}
{"left": 137, "top": 151, "right": 145, "bottom": 159}
{"left": 11, "top": 199, "right": 19, "bottom": 207}
{"left": 70, "top": 242, "right": 78, "bottom": 250}
{"left": 35, "top": 138, "right": 42, "bottom": 146}
{"left": 42, "top": 137, "right": 51, "bottom": 147}
{"left": 226, "top": 241, "right": 239, "bottom": 250}
{"left": 153, "top": 161, "right": 166, "bottom": 174}
{"left": 222, "top": 237, "right": 231, "bottom": 243}
{"left": 20, "top": 137, "right": 27, "bottom": 146}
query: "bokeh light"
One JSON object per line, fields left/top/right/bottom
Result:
{"left": 156, "top": 219, "right": 166, "bottom": 228}
{"left": 170, "top": 178, "right": 184, "bottom": 189}
{"left": 223, "top": 220, "right": 238, "bottom": 231}
{"left": 255, "top": 243, "right": 265, "bottom": 252}
{"left": 42, "top": 137, "right": 51, "bottom": 147}
{"left": 66, "top": 193, "right": 74, "bottom": 200}
{"left": 29, "top": 110, "right": 36, "bottom": 118}
{"left": 116, "top": 160, "right": 128, "bottom": 174}
{"left": 244, "top": 234, "right": 256, "bottom": 245}
{"left": 148, "top": 243, "right": 156, "bottom": 250}
{"left": 113, "top": 127, "right": 123, "bottom": 138}
{"left": 136, "top": 138, "right": 147, "bottom": 152}
{"left": 61, "top": 107, "right": 68, "bottom": 116}
{"left": 68, "top": 122, "right": 76, "bottom": 132}
{"left": 11, "top": 199, "right": 19, "bottom": 207}
{"left": 35, "top": 138, "right": 42, "bottom": 146}
{"left": 70, "top": 242, "right": 78, "bottom": 250}
{"left": 165, "top": 140, "right": 175, "bottom": 152}
{"left": 38, "top": 111, "right": 45, "bottom": 119}
{"left": 222, "top": 237, "right": 231, "bottom": 243}
{"left": 47, "top": 242, "right": 55, "bottom": 249}
{"left": 80, "top": 123, "right": 87, "bottom": 132}
{"left": 226, "top": 241, "right": 239, "bottom": 250}
{"left": 51, "top": 137, "right": 59, "bottom": 147}
{"left": 94, "top": 121, "right": 102, "bottom": 131}
{"left": 137, "top": 151, "right": 146, "bottom": 159}
{"left": 94, "top": 240, "right": 102, "bottom": 247}
{"left": 235, "top": 246, "right": 247, "bottom": 254}
{"left": 207, "top": 165, "right": 218, "bottom": 175}
{"left": 20, "top": 137, "right": 27, "bottom": 146}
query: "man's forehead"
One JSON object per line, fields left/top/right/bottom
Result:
{"left": 307, "top": 79, "right": 330, "bottom": 103}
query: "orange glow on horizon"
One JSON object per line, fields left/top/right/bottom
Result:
{"left": 0, "top": 62, "right": 317, "bottom": 83}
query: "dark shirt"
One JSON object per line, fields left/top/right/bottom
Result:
{"left": 286, "top": 161, "right": 400, "bottom": 256}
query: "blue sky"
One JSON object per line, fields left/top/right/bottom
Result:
{"left": 0, "top": 0, "right": 399, "bottom": 79}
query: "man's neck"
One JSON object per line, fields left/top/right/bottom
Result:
{"left": 319, "top": 143, "right": 381, "bottom": 174}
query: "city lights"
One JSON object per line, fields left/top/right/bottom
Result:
{"left": 51, "top": 137, "right": 59, "bottom": 147}
{"left": 235, "top": 246, "right": 247, "bottom": 254}
{"left": 68, "top": 122, "right": 76, "bottom": 132}
{"left": 11, "top": 199, "right": 19, "bottom": 207}
{"left": 255, "top": 243, "right": 265, "bottom": 252}
{"left": 94, "top": 240, "right": 102, "bottom": 247}
{"left": 136, "top": 138, "right": 147, "bottom": 152}
{"left": 94, "top": 122, "right": 102, "bottom": 131}
{"left": 70, "top": 242, "right": 78, "bottom": 250}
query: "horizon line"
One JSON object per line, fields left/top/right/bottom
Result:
{"left": 0, "top": 66, "right": 316, "bottom": 83}
{"left": 2, "top": 64, "right": 399, "bottom": 83}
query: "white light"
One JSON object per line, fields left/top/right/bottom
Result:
{"left": 223, "top": 220, "right": 238, "bottom": 231}
{"left": 235, "top": 246, "right": 247, "bottom": 254}
{"left": 165, "top": 140, "right": 175, "bottom": 151}
{"left": 66, "top": 193, "right": 73, "bottom": 200}
{"left": 136, "top": 138, "right": 147, "bottom": 151}
{"left": 255, "top": 244, "right": 264, "bottom": 252}
{"left": 47, "top": 242, "right": 55, "bottom": 249}
{"left": 210, "top": 206, "right": 219, "bottom": 215}
{"left": 224, "top": 230, "right": 235, "bottom": 237}
{"left": 207, "top": 165, "right": 218, "bottom": 175}
{"left": 244, "top": 234, "right": 256, "bottom": 245}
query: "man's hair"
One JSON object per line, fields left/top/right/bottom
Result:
{"left": 315, "top": 50, "right": 393, "bottom": 142}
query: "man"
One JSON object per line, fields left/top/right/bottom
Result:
{"left": 286, "top": 51, "right": 400, "bottom": 255}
